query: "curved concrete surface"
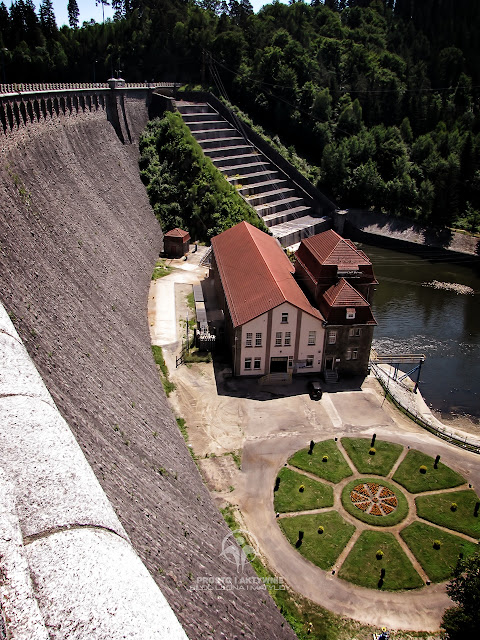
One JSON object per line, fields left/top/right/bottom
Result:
{"left": 0, "top": 304, "right": 188, "bottom": 639}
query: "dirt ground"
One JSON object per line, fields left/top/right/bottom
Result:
{"left": 152, "top": 254, "right": 480, "bottom": 635}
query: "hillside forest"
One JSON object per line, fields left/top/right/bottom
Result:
{"left": 1, "top": 0, "right": 480, "bottom": 233}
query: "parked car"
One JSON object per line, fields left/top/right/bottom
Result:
{"left": 307, "top": 380, "right": 323, "bottom": 400}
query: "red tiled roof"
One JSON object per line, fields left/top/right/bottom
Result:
{"left": 165, "top": 228, "right": 190, "bottom": 239}
{"left": 299, "top": 229, "right": 372, "bottom": 270}
{"left": 321, "top": 279, "right": 377, "bottom": 325}
{"left": 323, "top": 279, "right": 370, "bottom": 307}
{"left": 211, "top": 222, "right": 324, "bottom": 327}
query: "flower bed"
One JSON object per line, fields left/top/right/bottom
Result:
{"left": 349, "top": 483, "right": 398, "bottom": 517}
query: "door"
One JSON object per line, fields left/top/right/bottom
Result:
{"left": 270, "top": 357, "right": 288, "bottom": 373}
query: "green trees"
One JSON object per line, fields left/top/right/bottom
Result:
{"left": 441, "top": 552, "right": 480, "bottom": 639}
{"left": 0, "top": 0, "right": 479, "bottom": 233}
{"left": 139, "top": 112, "right": 265, "bottom": 242}
{"left": 67, "top": 0, "right": 79, "bottom": 29}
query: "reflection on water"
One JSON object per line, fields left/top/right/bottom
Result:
{"left": 359, "top": 243, "right": 480, "bottom": 420}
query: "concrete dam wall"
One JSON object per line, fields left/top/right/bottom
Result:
{"left": 0, "top": 89, "right": 296, "bottom": 639}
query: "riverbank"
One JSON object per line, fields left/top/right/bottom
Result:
{"left": 345, "top": 208, "right": 480, "bottom": 257}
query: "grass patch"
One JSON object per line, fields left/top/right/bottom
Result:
{"left": 289, "top": 440, "right": 353, "bottom": 484}
{"left": 341, "top": 438, "right": 403, "bottom": 476}
{"left": 400, "top": 521, "right": 478, "bottom": 583}
{"left": 415, "top": 489, "right": 480, "bottom": 539}
{"left": 341, "top": 478, "right": 409, "bottom": 526}
{"left": 187, "top": 291, "right": 195, "bottom": 313}
{"left": 274, "top": 468, "right": 334, "bottom": 513}
{"left": 151, "top": 345, "right": 176, "bottom": 396}
{"left": 152, "top": 259, "right": 173, "bottom": 280}
{"left": 279, "top": 511, "right": 355, "bottom": 570}
{"left": 392, "top": 449, "right": 465, "bottom": 493}
{"left": 184, "top": 348, "right": 212, "bottom": 363}
{"left": 338, "top": 530, "right": 424, "bottom": 591}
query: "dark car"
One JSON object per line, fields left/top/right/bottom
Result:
{"left": 307, "top": 380, "right": 323, "bottom": 400}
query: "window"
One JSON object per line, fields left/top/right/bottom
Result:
{"left": 246, "top": 332, "right": 252, "bottom": 347}
{"left": 352, "top": 349, "right": 358, "bottom": 360}
{"left": 346, "top": 350, "right": 351, "bottom": 360}
{"left": 308, "top": 331, "right": 316, "bottom": 346}
{"left": 288, "top": 356, "right": 293, "bottom": 368}
{"left": 254, "top": 357, "right": 261, "bottom": 370}
{"left": 306, "top": 355, "right": 314, "bottom": 368}
{"left": 275, "top": 332, "right": 282, "bottom": 346}
{"left": 346, "top": 307, "right": 356, "bottom": 319}
{"left": 244, "top": 358, "right": 252, "bottom": 370}
{"left": 349, "top": 327, "right": 362, "bottom": 337}
{"left": 284, "top": 331, "right": 291, "bottom": 346}
{"left": 255, "top": 332, "right": 262, "bottom": 347}
{"left": 281, "top": 312, "right": 288, "bottom": 324}
{"left": 328, "top": 331, "right": 337, "bottom": 344}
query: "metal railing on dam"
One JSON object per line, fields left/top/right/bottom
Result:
{"left": 0, "top": 81, "right": 178, "bottom": 97}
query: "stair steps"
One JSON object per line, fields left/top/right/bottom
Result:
{"left": 176, "top": 100, "right": 330, "bottom": 247}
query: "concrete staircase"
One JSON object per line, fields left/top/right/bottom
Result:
{"left": 176, "top": 101, "right": 331, "bottom": 247}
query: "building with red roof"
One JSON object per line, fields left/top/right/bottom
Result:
{"left": 164, "top": 228, "right": 191, "bottom": 258}
{"left": 295, "top": 229, "right": 377, "bottom": 378}
{"left": 211, "top": 222, "right": 325, "bottom": 376}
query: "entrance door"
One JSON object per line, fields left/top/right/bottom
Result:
{"left": 325, "top": 357, "right": 334, "bottom": 370}
{"left": 270, "top": 357, "right": 288, "bottom": 373}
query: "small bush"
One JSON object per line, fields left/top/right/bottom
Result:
{"left": 419, "top": 465, "right": 427, "bottom": 474}
{"left": 369, "top": 447, "right": 376, "bottom": 455}
{"left": 322, "top": 455, "right": 328, "bottom": 462}
{"left": 299, "top": 484, "right": 305, "bottom": 492}
{"left": 318, "top": 526, "right": 324, "bottom": 534}
{"left": 376, "top": 549, "right": 384, "bottom": 559}
{"left": 450, "top": 502, "right": 458, "bottom": 512}
{"left": 433, "top": 540, "right": 442, "bottom": 550}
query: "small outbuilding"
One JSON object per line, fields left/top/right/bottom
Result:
{"left": 164, "top": 228, "right": 190, "bottom": 258}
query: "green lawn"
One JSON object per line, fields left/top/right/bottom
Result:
{"left": 341, "top": 478, "right": 409, "bottom": 526}
{"left": 400, "top": 521, "right": 478, "bottom": 583}
{"left": 288, "top": 439, "right": 353, "bottom": 484}
{"left": 415, "top": 490, "right": 480, "bottom": 539}
{"left": 392, "top": 450, "right": 465, "bottom": 493}
{"left": 341, "top": 438, "right": 403, "bottom": 476}
{"left": 338, "top": 530, "right": 424, "bottom": 590}
{"left": 274, "top": 468, "right": 334, "bottom": 513}
{"left": 279, "top": 511, "right": 356, "bottom": 570}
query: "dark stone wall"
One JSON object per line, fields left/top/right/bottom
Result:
{"left": 0, "top": 106, "right": 296, "bottom": 639}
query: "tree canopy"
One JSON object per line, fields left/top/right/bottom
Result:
{"left": 441, "top": 551, "right": 480, "bottom": 639}
{"left": 1, "top": 0, "right": 479, "bottom": 232}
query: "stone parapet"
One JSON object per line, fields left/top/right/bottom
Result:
{"left": 0, "top": 304, "right": 188, "bottom": 640}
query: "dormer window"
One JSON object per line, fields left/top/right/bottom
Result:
{"left": 346, "top": 307, "right": 356, "bottom": 319}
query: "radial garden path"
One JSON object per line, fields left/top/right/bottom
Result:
{"left": 236, "top": 400, "right": 480, "bottom": 633}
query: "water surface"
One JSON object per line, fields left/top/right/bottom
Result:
{"left": 359, "top": 243, "right": 480, "bottom": 421}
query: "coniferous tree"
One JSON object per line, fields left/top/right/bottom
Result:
{"left": 39, "top": 0, "right": 57, "bottom": 39}
{"left": 67, "top": 0, "right": 80, "bottom": 29}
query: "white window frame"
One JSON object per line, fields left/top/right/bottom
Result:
{"left": 244, "top": 357, "right": 252, "bottom": 370}
{"left": 308, "top": 331, "right": 316, "bottom": 346}
{"left": 255, "top": 332, "right": 262, "bottom": 347}
{"left": 352, "top": 349, "right": 358, "bottom": 360}
{"left": 284, "top": 331, "right": 291, "bottom": 346}
{"left": 281, "top": 312, "right": 288, "bottom": 324}
{"left": 349, "top": 327, "right": 362, "bottom": 337}
{"left": 346, "top": 307, "right": 356, "bottom": 319}
{"left": 246, "top": 332, "right": 252, "bottom": 347}
{"left": 328, "top": 331, "right": 337, "bottom": 345}
{"left": 346, "top": 350, "right": 352, "bottom": 360}
{"left": 306, "top": 355, "right": 314, "bottom": 368}
{"left": 275, "top": 332, "right": 282, "bottom": 346}
{"left": 254, "top": 357, "right": 261, "bottom": 370}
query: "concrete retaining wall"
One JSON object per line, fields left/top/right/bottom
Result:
{"left": 0, "top": 304, "right": 188, "bottom": 640}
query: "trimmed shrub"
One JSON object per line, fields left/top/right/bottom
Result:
{"left": 433, "top": 540, "right": 442, "bottom": 550}
{"left": 369, "top": 447, "right": 376, "bottom": 455}
{"left": 322, "top": 455, "right": 328, "bottom": 462}
{"left": 376, "top": 549, "right": 384, "bottom": 559}
{"left": 299, "top": 484, "right": 305, "bottom": 493}
{"left": 318, "top": 526, "right": 324, "bottom": 534}
{"left": 419, "top": 465, "right": 427, "bottom": 474}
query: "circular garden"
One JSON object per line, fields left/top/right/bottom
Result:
{"left": 274, "top": 438, "right": 480, "bottom": 591}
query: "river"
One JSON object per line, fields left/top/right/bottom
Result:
{"left": 358, "top": 242, "right": 480, "bottom": 425}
